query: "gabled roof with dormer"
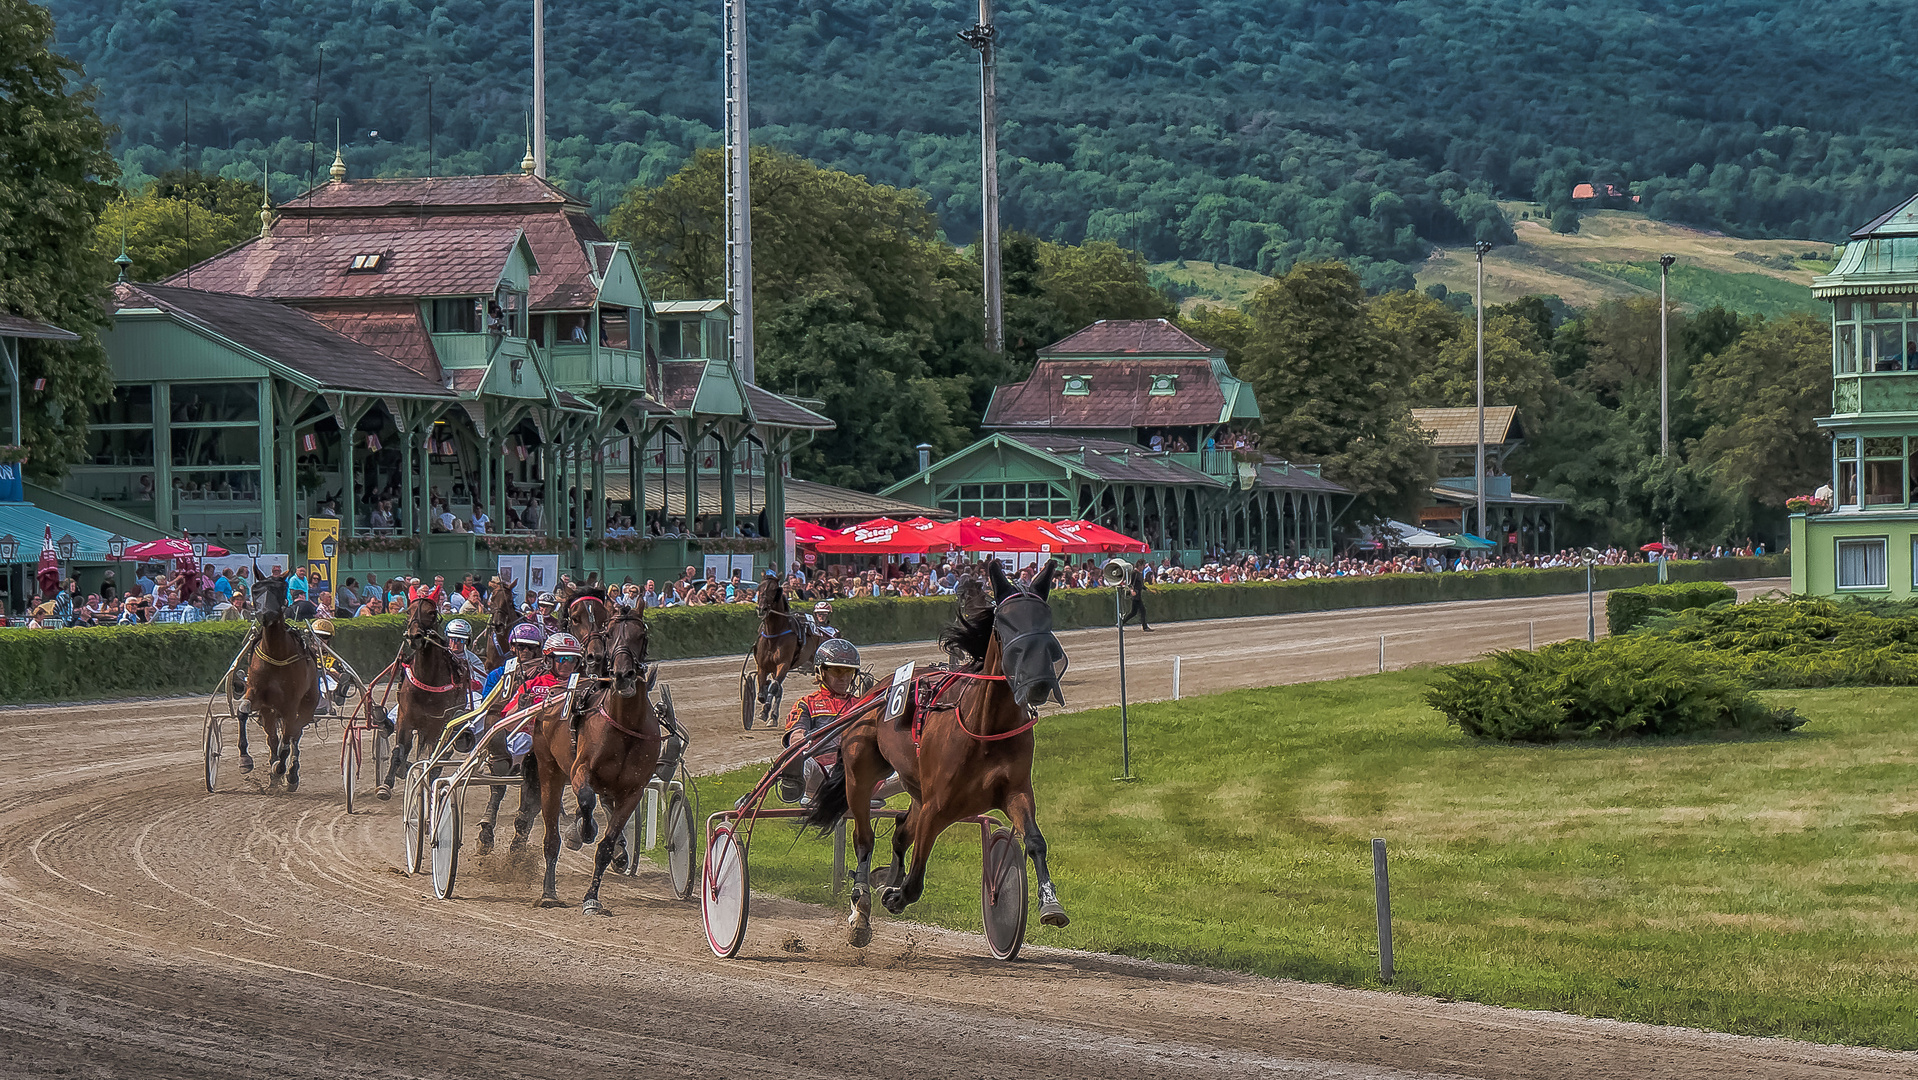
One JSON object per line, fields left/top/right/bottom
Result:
{"left": 1037, "top": 318, "right": 1221, "bottom": 358}
{"left": 165, "top": 225, "right": 537, "bottom": 302}
{"left": 982, "top": 320, "right": 1253, "bottom": 431}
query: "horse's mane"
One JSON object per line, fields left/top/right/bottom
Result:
{"left": 939, "top": 577, "right": 994, "bottom": 668}
{"left": 570, "top": 583, "right": 609, "bottom": 603}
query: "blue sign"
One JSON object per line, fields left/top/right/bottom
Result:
{"left": 0, "top": 463, "right": 21, "bottom": 503}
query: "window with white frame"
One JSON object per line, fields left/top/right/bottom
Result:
{"left": 1837, "top": 537, "right": 1888, "bottom": 588}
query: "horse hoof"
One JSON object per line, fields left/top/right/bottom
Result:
{"left": 535, "top": 895, "right": 567, "bottom": 909}
{"left": 375, "top": 785, "right": 391, "bottom": 800}
{"left": 848, "top": 921, "right": 872, "bottom": 948}
{"left": 582, "top": 899, "right": 609, "bottom": 916}
{"left": 240, "top": 758, "right": 254, "bottom": 773}
{"left": 879, "top": 886, "right": 908, "bottom": 916}
{"left": 1040, "top": 902, "right": 1070, "bottom": 928}
{"left": 286, "top": 778, "right": 299, "bottom": 793}
{"left": 562, "top": 820, "right": 582, "bottom": 850}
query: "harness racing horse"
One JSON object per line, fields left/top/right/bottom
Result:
{"left": 473, "top": 654, "right": 544, "bottom": 856}
{"left": 528, "top": 588, "right": 664, "bottom": 911}
{"left": 480, "top": 578, "right": 523, "bottom": 670}
{"left": 237, "top": 570, "right": 321, "bottom": 791}
{"left": 806, "top": 560, "right": 1070, "bottom": 947}
{"left": 377, "top": 596, "right": 469, "bottom": 800}
{"left": 749, "top": 577, "right": 825, "bottom": 727}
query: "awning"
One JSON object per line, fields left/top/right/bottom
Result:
{"left": 0, "top": 502, "right": 140, "bottom": 562}
{"left": 814, "top": 517, "right": 952, "bottom": 555}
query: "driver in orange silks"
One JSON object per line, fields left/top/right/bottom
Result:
{"left": 779, "top": 638, "right": 862, "bottom": 803}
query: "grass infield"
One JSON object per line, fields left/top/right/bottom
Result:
{"left": 694, "top": 672, "right": 1918, "bottom": 1049}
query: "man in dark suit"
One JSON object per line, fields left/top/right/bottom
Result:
{"left": 1122, "top": 563, "right": 1152, "bottom": 632}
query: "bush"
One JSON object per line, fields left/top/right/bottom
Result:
{"left": 1425, "top": 638, "right": 1805, "bottom": 742}
{"left": 1606, "top": 581, "right": 1737, "bottom": 636}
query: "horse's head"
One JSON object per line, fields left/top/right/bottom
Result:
{"left": 757, "top": 576, "right": 786, "bottom": 617}
{"left": 400, "top": 594, "right": 440, "bottom": 663}
{"left": 607, "top": 601, "right": 650, "bottom": 698}
{"left": 564, "top": 585, "right": 612, "bottom": 673}
{"left": 488, "top": 578, "right": 518, "bottom": 622}
{"left": 987, "top": 559, "right": 1066, "bottom": 709}
{"left": 253, "top": 563, "right": 289, "bottom": 625}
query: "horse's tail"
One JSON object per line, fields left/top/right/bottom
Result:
{"left": 801, "top": 760, "right": 850, "bottom": 835}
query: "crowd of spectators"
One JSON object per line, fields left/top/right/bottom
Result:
{"left": 4, "top": 537, "right": 1772, "bottom": 628}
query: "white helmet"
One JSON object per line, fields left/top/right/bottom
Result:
{"left": 813, "top": 601, "right": 833, "bottom": 616}
{"left": 815, "top": 638, "right": 860, "bottom": 671}
{"left": 543, "top": 632, "right": 583, "bottom": 658}
{"left": 445, "top": 618, "right": 472, "bottom": 642}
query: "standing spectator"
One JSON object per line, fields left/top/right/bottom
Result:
{"left": 100, "top": 570, "right": 118, "bottom": 601}
{"left": 289, "top": 566, "right": 311, "bottom": 601}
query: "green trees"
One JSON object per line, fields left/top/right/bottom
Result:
{"left": 1238, "top": 263, "right": 1435, "bottom": 520}
{"left": 609, "top": 150, "right": 1181, "bottom": 488}
{"left": 92, "top": 170, "right": 265, "bottom": 282}
{"left": 1, "top": 0, "right": 116, "bottom": 482}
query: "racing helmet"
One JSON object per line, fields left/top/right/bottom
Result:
{"left": 544, "top": 632, "right": 584, "bottom": 658}
{"left": 536, "top": 592, "right": 556, "bottom": 608}
{"left": 813, "top": 601, "right": 834, "bottom": 616}
{"left": 508, "top": 622, "right": 545, "bottom": 650}
{"left": 815, "top": 638, "right": 861, "bottom": 671}
{"left": 311, "top": 617, "right": 335, "bottom": 638}
{"left": 445, "top": 618, "right": 472, "bottom": 642}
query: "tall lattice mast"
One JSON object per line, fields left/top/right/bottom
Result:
{"left": 532, "top": 0, "right": 547, "bottom": 178}
{"left": 723, "top": 0, "right": 755, "bottom": 384}
{"left": 961, "top": 0, "right": 1002, "bottom": 354}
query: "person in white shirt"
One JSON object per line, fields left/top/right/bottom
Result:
{"left": 471, "top": 505, "right": 490, "bottom": 535}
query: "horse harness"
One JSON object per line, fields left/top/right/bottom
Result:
{"left": 899, "top": 669, "right": 1038, "bottom": 748}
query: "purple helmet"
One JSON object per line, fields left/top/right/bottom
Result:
{"left": 508, "top": 622, "right": 545, "bottom": 649}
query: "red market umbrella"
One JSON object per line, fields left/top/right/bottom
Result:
{"left": 990, "top": 519, "right": 1096, "bottom": 555}
{"left": 946, "top": 516, "right": 1036, "bottom": 552}
{"left": 1053, "top": 520, "right": 1151, "bottom": 553}
{"left": 1639, "top": 541, "right": 1671, "bottom": 553}
{"left": 124, "top": 537, "right": 230, "bottom": 560}
{"left": 784, "top": 517, "right": 837, "bottom": 545}
{"left": 814, "top": 517, "right": 950, "bottom": 555}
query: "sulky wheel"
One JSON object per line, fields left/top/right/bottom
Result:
{"left": 740, "top": 671, "right": 758, "bottom": 730}
{"left": 430, "top": 783, "right": 463, "bottom": 900}
{"left": 980, "top": 827, "right": 1029, "bottom": 961}
{"left": 702, "top": 824, "right": 750, "bottom": 958}
{"left": 666, "top": 791, "right": 696, "bottom": 900}
{"left": 401, "top": 766, "right": 428, "bottom": 875}
{"left": 203, "top": 710, "right": 222, "bottom": 793}
{"left": 341, "top": 728, "right": 361, "bottom": 814}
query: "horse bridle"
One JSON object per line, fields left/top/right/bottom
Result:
{"left": 990, "top": 591, "right": 1068, "bottom": 705}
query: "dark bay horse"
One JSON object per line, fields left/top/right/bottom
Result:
{"left": 806, "top": 560, "right": 1070, "bottom": 947}
{"left": 480, "top": 577, "right": 522, "bottom": 670}
{"left": 528, "top": 587, "right": 663, "bottom": 911}
{"left": 238, "top": 570, "right": 320, "bottom": 790}
{"left": 377, "top": 595, "right": 469, "bottom": 800}
{"left": 750, "top": 577, "right": 823, "bottom": 727}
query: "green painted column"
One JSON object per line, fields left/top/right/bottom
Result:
{"left": 719, "top": 438, "right": 737, "bottom": 536}
{"left": 682, "top": 422, "right": 700, "bottom": 535}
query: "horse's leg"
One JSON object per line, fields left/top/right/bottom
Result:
{"left": 511, "top": 756, "right": 540, "bottom": 851}
{"left": 884, "top": 802, "right": 949, "bottom": 915}
{"left": 285, "top": 718, "right": 304, "bottom": 792}
{"left": 379, "top": 723, "right": 410, "bottom": 798}
{"left": 237, "top": 704, "right": 253, "bottom": 772}
{"left": 267, "top": 716, "right": 287, "bottom": 789}
{"left": 842, "top": 737, "right": 887, "bottom": 947}
{"left": 1007, "top": 785, "right": 1068, "bottom": 927}
{"left": 478, "top": 755, "right": 510, "bottom": 853}
{"left": 565, "top": 774, "right": 600, "bottom": 849}
{"left": 581, "top": 785, "right": 644, "bottom": 915}
{"left": 536, "top": 743, "right": 566, "bottom": 907}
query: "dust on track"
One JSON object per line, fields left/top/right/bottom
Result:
{"left": 6, "top": 582, "right": 1909, "bottom": 1078}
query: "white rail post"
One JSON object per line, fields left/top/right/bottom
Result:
{"left": 1172, "top": 655, "right": 1182, "bottom": 700}
{"left": 644, "top": 785, "right": 660, "bottom": 851}
{"left": 1378, "top": 635, "right": 1385, "bottom": 673}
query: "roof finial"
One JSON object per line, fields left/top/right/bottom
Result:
{"left": 259, "top": 155, "right": 275, "bottom": 237}
{"left": 521, "top": 112, "right": 536, "bottom": 176}
{"left": 113, "top": 200, "right": 132, "bottom": 282}
{"left": 329, "top": 119, "right": 346, "bottom": 182}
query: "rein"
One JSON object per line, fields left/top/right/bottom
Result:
{"left": 404, "top": 664, "right": 460, "bottom": 694}
{"left": 918, "top": 670, "right": 1040, "bottom": 743}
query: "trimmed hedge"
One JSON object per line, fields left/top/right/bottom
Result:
{"left": 1425, "top": 638, "right": 1806, "bottom": 742}
{"left": 1606, "top": 581, "right": 1738, "bottom": 636}
{"left": 0, "top": 556, "right": 1787, "bottom": 704}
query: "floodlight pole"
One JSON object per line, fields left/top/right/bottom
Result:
{"left": 961, "top": 0, "right": 1003, "bottom": 354}
{"left": 1474, "top": 241, "right": 1493, "bottom": 547}
{"left": 1583, "top": 550, "right": 1597, "bottom": 641}
{"left": 1114, "top": 580, "right": 1132, "bottom": 781}
{"left": 1659, "top": 253, "right": 1675, "bottom": 563}
{"left": 723, "top": 0, "right": 755, "bottom": 384}
{"left": 532, "top": 0, "right": 546, "bottom": 178}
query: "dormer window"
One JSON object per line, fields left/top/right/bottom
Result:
{"left": 348, "top": 253, "right": 383, "bottom": 272}
{"left": 1149, "top": 373, "right": 1179, "bottom": 395}
{"left": 1062, "top": 374, "right": 1091, "bottom": 396}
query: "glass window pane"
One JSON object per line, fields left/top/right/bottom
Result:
{"left": 1839, "top": 461, "right": 1858, "bottom": 506}
{"left": 84, "top": 428, "right": 153, "bottom": 466}
{"left": 172, "top": 426, "right": 261, "bottom": 467}
{"left": 1836, "top": 300, "right": 1854, "bottom": 320}
{"left": 67, "top": 471, "right": 157, "bottom": 519}
{"left": 1837, "top": 324, "right": 1858, "bottom": 373}
{"left": 1005, "top": 501, "right": 1027, "bottom": 518}
{"left": 983, "top": 484, "right": 1003, "bottom": 500}
{"left": 89, "top": 385, "right": 152, "bottom": 426}
{"left": 169, "top": 383, "right": 258, "bottom": 423}
{"left": 1865, "top": 460, "right": 1902, "bottom": 504}
{"left": 600, "top": 307, "right": 630, "bottom": 349}
{"left": 1838, "top": 539, "right": 1888, "bottom": 588}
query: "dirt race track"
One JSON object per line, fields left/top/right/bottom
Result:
{"left": 7, "top": 580, "right": 1916, "bottom": 1079}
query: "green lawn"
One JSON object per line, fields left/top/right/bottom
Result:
{"left": 693, "top": 672, "right": 1918, "bottom": 1049}
{"left": 1585, "top": 259, "right": 1822, "bottom": 318}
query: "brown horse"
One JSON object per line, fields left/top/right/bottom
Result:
{"left": 480, "top": 577, "right": 523, "bottom": 670}
{"left": 806, "top": 560, "right": 1070, "bottom": 947}
{"left": 527, "top": 587, "right": 663, "bottom": 910}
{"left": 376, "top": 595, "right": 469, "bottom": 799}
{"left": 237, "top": 570, "right": 321, "bottom": 791}
{"left": 750, "top": 576, "right": 824, "bottom": 726}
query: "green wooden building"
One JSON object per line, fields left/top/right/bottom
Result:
{"left": 77, "top": 159, "right": 831, "bottom": 588}
{"left": 1795, "top": 193, "right": 1918, "bottom": 596}
{"left": 882, "top": 319, "right": 1351, "bottom": 561}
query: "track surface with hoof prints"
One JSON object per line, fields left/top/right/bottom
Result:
{"left": 9, "top": 578, "right": 1910, "bottom": 1079}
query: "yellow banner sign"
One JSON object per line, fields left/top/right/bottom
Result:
{"left": 307, "top": 518, "right": 340, "bottom": 599}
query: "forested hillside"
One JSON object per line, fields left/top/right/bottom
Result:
{"left": 45, "top": 1, "right": 1918, "bottom": 289}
